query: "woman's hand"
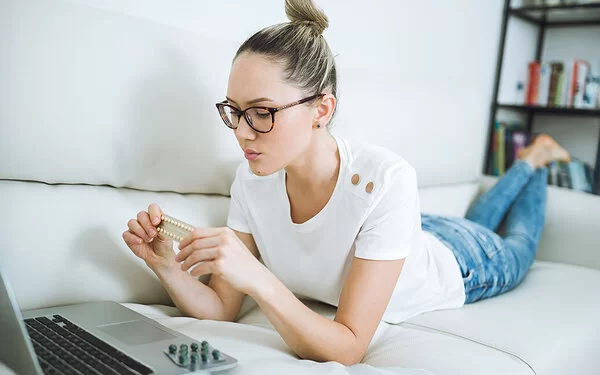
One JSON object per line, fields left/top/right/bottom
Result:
{"left": 122, "top": 203, "right": 177, "bottom": 273}
{"left": 176, "top": 227, "right": 265, "bottom": 294}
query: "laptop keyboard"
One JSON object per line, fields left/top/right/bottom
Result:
{"left": 24, "top": 315, "right": 153, "bottom": 375}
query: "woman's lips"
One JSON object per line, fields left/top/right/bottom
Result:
{"left": 244, "top": 150, "right": 261, "bottom": 161}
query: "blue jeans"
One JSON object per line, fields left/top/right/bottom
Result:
{"left": 421, "top": 161, "right": 548, "bottom": 304}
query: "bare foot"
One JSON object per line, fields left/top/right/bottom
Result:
{"left": 517, "top": 134, "right": 571, "bottom": 168}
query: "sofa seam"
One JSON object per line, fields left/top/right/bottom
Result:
{"left": 0, "top": 178, "right": 231, "bottom": 197}
{"left": 400, "top": 322, "right": 537, "bottom": 375}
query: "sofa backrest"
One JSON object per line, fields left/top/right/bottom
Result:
{"left": 0, "top": 0, "right": 503, "bottom": 192}
{"left": 0, "top": 0, "right": 504, "bottom": 308}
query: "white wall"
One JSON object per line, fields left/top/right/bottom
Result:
{"left": 0, "top": 0, "right": 504, "bottom": 193}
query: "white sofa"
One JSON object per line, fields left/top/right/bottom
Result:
{"left": 2, "top": 1, "right": 600, "bottom": 374}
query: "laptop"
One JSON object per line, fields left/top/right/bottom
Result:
{"left": 0, "top": 267, "right": 238, "bottom": 374}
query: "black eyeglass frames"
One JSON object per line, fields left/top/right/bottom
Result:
{"left": 215, "top": 93, "right": 325, "bottom": 133}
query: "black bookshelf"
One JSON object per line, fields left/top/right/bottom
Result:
{"left": 497, "top": 103, "right": 600, "bottom": 117}
{"left": 510, "top": 2, "right": 600, "bottom": 26}
{"left": 484, "top": 0, "right": 600, "bottom": 196}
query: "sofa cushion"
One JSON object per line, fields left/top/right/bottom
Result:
{"left": 0, "top": 178, "right": 479, "bottom": 310}
{"left": 0, "top": 0, "right": 243, "bottom": 195}
{"left": 0, "top": 180, "right": 230, "bottom": 310}
{"left": 405, "top": 261, "right": 600, "bottom": 375}
{"left": 214, "top": 261, "right": 600, "bottom": 374}
{"left": 202, "top": 260, "right": 600, "bottom": 374}
{"left": 418, "top": 182, "right": 480, "bottom": 218}
{"left": 124, "top": 302, "right": 530, "bottom": 375}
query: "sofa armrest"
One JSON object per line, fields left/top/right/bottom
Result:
{"left": 480, "top": 176, "right": 600, "bottom": 270}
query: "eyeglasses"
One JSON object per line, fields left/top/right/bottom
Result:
{"left": 215, "top": 93, "right": 324, "bottom": 133}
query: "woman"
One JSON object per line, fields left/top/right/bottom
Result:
{"left": 122, "top": 0, "right": 571, "bottom": 365}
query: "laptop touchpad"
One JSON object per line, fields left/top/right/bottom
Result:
{"left": 97, "top": 320, "right": 176, "bottom": 346}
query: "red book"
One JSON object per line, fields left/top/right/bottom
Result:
{"left": 526, "top": 62, "right": 540, "bottom": 105}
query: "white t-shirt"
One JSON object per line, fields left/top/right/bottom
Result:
{"left": 226, "top": 135, "right": 465, "bottom": 323}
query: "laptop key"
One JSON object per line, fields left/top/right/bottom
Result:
{"left": 54, "top": 315, "right": 153, "bottom": 374}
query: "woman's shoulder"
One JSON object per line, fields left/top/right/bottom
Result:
{"left": 339, "top": 136, "right": 417, "bottom": 191}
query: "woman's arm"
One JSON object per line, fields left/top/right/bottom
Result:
{"left": 248, "top": 256, "right": 405, "bottom": 365}
{"left": 157, "top": 229, "right": 260, "bottom": 322}
{"left": 176, "top": 226, "right": 406, "bottom": 364}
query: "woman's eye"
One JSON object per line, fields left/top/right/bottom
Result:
{"left": 254, "top": 111, "right": 270, "bottom": 118}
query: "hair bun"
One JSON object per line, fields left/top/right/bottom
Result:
{"left": 285, "top": 0, "right": 329, "bottom": 35}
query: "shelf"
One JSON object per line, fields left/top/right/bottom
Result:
{"left": 510, "top": 3, "right": 600, "bottom": 26}
{"left": 497, "top": 103, "right": 600, "bottom": 117}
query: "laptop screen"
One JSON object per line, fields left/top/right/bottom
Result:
{"left": 0, "top": 267, "right": 42, "bottom": 375}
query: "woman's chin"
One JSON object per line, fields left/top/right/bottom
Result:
{"left": 247, "top": 161, "right": 277, "bottom": 176}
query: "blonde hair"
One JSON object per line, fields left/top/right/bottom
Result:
{"left": 235, "top": 0, "right": 337, "bottom": 113}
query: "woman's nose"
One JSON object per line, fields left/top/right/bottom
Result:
{"left": 234, "top": 115, "right": 256, "bottom": 140}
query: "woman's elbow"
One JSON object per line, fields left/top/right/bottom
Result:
{"left": 297, "top": 347, "right": 365, "bottom": 366}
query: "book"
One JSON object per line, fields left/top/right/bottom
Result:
{"left": 547, "top": 62, "right": 564, "bottom": 107}
{"left": 593, "top": 150, "right": 600, "bottom": 195}
{"left": 548, "top": 161, "right": 559, "bottom": 186}
{"left": 568, "top": 159, "right": 592, "bottom": 193}
{"left": 496, "top": 121, "right": 506, "bottom": 176}
{"left": 490, "top": 124, "right": 498, "bottom": 176}
{"left": 583, "top": 163, "right": 595, "bottom": 193}
{"left": 526, "top": 62, "right": 541, "bottom": 105}
{"left": 512, "top": 131, "right": 528, "bottom": 164}
{"left": 505, "top": 128, "right": 515, "bottom": 172}
{"left": 538, "top": 62, "right": 552, "bottom": 106}
{"left": 567, "top": 59, "right": 591, "bottom": 108}
{"left": 557, "top": 161, "right": 573, "bottom": 189}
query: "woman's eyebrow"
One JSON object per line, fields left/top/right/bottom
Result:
{"left": 226, "top": 96, "right": 274, "bottom": 105}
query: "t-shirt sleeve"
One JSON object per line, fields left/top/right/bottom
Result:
{"left": 226, "top": 166, "right": 252, "bottom": 234}
{"left": 354, "top": 164, "right": 421, "bottom": 261}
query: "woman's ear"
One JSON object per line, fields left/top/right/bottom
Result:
{"left": 314, "top": 93, "right": 336, "bottom": 128}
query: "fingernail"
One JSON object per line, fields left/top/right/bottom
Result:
{"left": 153, "top": 216, "right": 160, "bottom": 225}
{"left": 149, "top": 229, "right": 156, "bottom": 236}
{"left": 135, "top": 238, "right": 143, "bottom": 244}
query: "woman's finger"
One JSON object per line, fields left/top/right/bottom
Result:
{"left": 137, "top": 211, "right": 156, "bottom": 239}
{"left": 181, "top": 247, "right": 220, "bottom": 271}
{"left": 189, "top": 259, "right": 215, "bottom": 278}
{"left": 122, "top": 230, "right": 143, "bottom": 246}
{"left": 176, "top": 236, "right": 221, "bottom": 262}
{"left": 127, "top": 219, "right": 152, "bottom": 242}
{"left": 148, "top": 203, "right": 163, "bottom": 226}
{"left": 178, "top": 227, "right": 223, "bottom": 250}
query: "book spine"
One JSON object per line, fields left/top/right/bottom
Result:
{"left": 568, "top": 160, "right": 589, "bottom": 192}
{"left": 594, "top": 150, "right": 600, "bottom": 195}
{"left": 497, "top": 122, "right": 506, "bottom": 176}
{"left": 557, "top": 161, "right": 573, "bottom": 189}
{"left": 512, "top": 131, "right": 527, "bottom": 162}
{"left": 548, "top": 161, "right": 557, "bottom": 186}
{"left": 492, "top": 122, "right": 499, "bottom": 176}
{"left": 573, "top": 60, "right": 590, "bottom": 108}
{"left": 583, "top": 163, "right": 594, "bottom": 193}
{"left": 547, "top": 62, "right": 563, "bottom": 107}
{"left": 561, "top": 63, "right": 572, "bottom": 107}
{"left": 505, "top": 128, "right": 514, "bottom": 171}
{"left": 526, "top": 62, "right": 541, "bottom": 105}
{"left": 567, "top": 61, "right": 578, "bottom": 107}
{"left": 538, "top": 62, "right": 551, "bottom": 106}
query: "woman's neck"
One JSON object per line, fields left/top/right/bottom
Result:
{"left": 284, "top": 132, "right": 340, "bottom": 193}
